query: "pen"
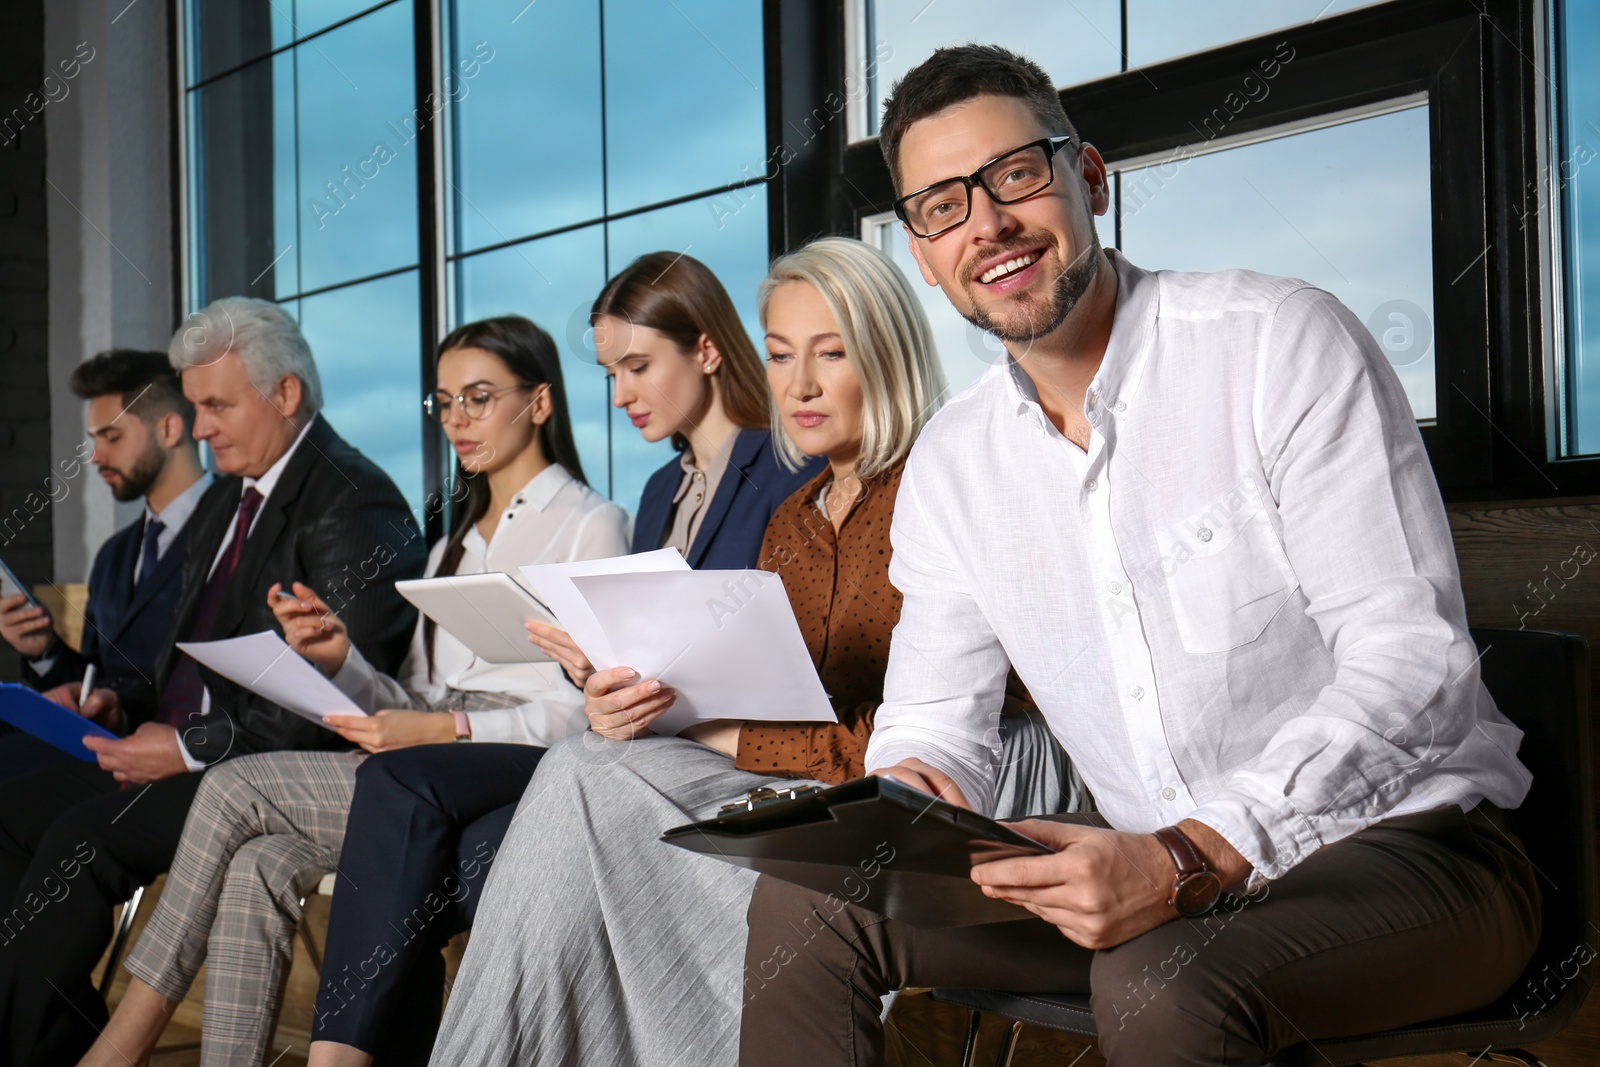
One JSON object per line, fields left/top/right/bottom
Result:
{"left": 275, "top": 589, "right": 300, "bottom": 601}
{"left": 79, "top": 664, "right": 96, "bottom": 709}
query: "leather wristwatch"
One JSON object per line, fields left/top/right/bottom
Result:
{"left": 1152, "top": 825, "right": 1224, "bottom": 917}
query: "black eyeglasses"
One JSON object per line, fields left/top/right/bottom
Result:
{"left": 894, "top": 136, "right": 1079, "bottom": 239}
{"left": 423, "top": 383, "right": 533, "bottom": 423}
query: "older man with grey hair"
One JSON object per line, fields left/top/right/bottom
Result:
{"left": 0, "top": 297, "right": 426, "bottom": 1066}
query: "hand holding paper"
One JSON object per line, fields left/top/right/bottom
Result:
{"left": 177, "top": 631, "right": 367, "bottom": 730}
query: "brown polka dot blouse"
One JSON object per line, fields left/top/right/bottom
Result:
{"left": 733, "top": 460, "right": 906, "bottom": 784}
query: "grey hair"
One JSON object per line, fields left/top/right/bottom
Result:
{"left": 759, "top": 237, "right": 947, "bottom": 479}
{"left": 168, "top": 296, "right": 323, "bottom": 415}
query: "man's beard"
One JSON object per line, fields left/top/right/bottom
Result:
{"left": 961, "top": 232, "right": 1102, "bottom": 345}
{"left": 103, "top": 436, "right": 166, "bottom": 502}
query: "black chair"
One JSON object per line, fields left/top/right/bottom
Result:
{"left": 932, "top": 627, "right": 1597, "bottom": 1067}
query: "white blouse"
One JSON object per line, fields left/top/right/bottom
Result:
{"left": 332, "top": 463, "right": 631, "bottom": 745}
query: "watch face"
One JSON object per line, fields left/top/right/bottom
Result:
{"left": 1174, "top": 871, "right": 1224, "bottom": 916}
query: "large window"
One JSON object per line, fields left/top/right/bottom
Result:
{"left": 859, "top": 1, "right": 1434, "bottom": 420}
{"left": 186, "top": 2, "right": 424, "bottom": 513}
{"left": 831, "top": 1, "right": 1544, "bottom": 492}
{"left": 182, "top": 0, "right": 770, "bottom": 525}
{"left": 443, "top": 0, "right": 768, "bottom": 511}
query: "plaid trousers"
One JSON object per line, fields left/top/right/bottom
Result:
{"left": 124, "top": 750, "right": 368, "bottom": 1065}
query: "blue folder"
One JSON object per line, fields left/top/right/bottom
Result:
{"left": 0, "top": 682, "right": 119, "bottom": 761}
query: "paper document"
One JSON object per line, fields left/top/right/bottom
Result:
{"left": 396, "top": 572, "right": 556, "bottom": 664}
{"left": 177, "top": 631, "right": 367, "bottom": 729}
{"left": 518, "top": 548, "right": 690, "bottom": 668}
{"left": 0, "top": 682, "right": 118, "bottom": 761}
{"left": 569, "top": 569, "right": 834, "bottom": 735}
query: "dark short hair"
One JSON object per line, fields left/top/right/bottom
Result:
{"left": 69, "top": 349, "right": 195, "bottom": 437}
{"left": 879, "top": 44, "right": 1077, "bottom": 190}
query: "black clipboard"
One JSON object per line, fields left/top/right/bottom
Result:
{"left": 661, "top": 776, "right": 1052, "bottom": 928}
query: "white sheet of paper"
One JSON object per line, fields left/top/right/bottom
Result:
{"left": 570, "top": 569, "right": 834, "bottom": 735}
{"left": 518, "top": 548, "right": 690, "bottom": 667}
{"left": 176, "top": 631, "right": 367, "bottom": 729}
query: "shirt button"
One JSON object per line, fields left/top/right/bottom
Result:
{"left": 1114, "top": 400, "right": 1127, "bottom": 413}
{"left": 1161, "top": 786, "right": 1177, "bottom": 801}
{"left": 1130, "top": 685, "right": 1144, "bottom": 700}
{"left": 1107, "top": 580, "right": 1121, "bottom": 595}
{"left": 1196, "top": 527, "right": 1213, "bottom": 542}
{"left": 1085, "top": 479, "right": 1098, "bottom": 492}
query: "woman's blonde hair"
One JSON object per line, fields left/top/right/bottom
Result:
{"left": 758, "top": 237, "right": 946, "bottom": 478}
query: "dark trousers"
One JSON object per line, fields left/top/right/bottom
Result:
{"left": 0, "top": 761, "right": 205, "bottom": 1067}
{"left": 0, "top": 726, "right": 72, "bottom": 786}
{"left": 740, "top": 803, "right": 1541, "bottom": 1067}
{"left": 313, "top": 742, "right": 544, "bottom": 1066}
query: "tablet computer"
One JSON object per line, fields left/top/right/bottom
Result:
{"left": 396, "top": 572, "right": 557, "bottom": 665}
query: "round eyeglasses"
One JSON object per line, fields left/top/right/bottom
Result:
{"left": 423, "top": 383, "right": 533, "bottom": 423}
{"left": 894, "top": 136, "right": 1079, "bottom": 239}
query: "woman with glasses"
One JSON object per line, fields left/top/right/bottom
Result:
{"left": 296, "top": 252, "right": 822, "bottom": 1067}
{"left": 76, "top": 316, "right": 630, "bottom": 1067}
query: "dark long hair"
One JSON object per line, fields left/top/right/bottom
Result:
{"left": 591, "top": 252, "right": 770, "bottom": 451}
{"left": 425, "top": 315, "right": 587, "bottom": 675}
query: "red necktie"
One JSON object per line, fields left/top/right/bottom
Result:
{"left": 159, "top": 487, "right": 264, "bottom": 729}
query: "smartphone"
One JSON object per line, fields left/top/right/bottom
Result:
{"left": 0, "top": 557, "right": 41, "bottom": 609}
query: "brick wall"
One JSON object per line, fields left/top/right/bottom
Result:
{"left": 0, "top": 0, "right": 50, "bottom": 682}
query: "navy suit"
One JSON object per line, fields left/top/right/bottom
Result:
{"left": 632, "top": 427, "right": 825, "bottom": 567}
{"left": 24, "top": 512, "right": 189, "bottom": 713}
{"left": 312, "top": 427, "right": 822, "bottom": 1064}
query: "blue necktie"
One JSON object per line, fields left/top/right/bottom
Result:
{"left": 135, "top": 517, "right": 165, "bottom": 594}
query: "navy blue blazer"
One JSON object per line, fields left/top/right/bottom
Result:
{"left": 25, "top": 511, "right": 189, "bottom": 713}
{"left": 632, "top": 428, "right": 823, "bottom": 569}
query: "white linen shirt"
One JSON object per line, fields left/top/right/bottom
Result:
{"left": 332, "top": 462, "right": 629, "bottom": 746}
{"left": 863, "top": 250, "right": 1532, "bottom": 882}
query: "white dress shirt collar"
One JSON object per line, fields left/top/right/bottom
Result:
{"left": 1001, "top": 249, "right": 1156, "bottom": 431}
{"left": 144, "top": 470, "right": 213, "bottom": 533}
{"left": 242, "top": 413, "right": 318, "bottom": 505}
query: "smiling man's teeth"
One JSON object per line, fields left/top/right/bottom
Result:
{"left": 980, "top": 251, "right": 1041, "bottom": 284}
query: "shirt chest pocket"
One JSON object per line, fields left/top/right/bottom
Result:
{"left": 1154, "top": 494, "right": 1299, "bottom": 654}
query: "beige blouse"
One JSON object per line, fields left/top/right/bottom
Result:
{"left": 660, "top": 431, "right": 737, "bottom": 556}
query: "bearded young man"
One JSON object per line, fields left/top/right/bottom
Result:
{"left": 0, "top": 350, "right": 210, "bottom": 780}
{"left": 738, "top": 45, "right": 1538, "bottom": 1067}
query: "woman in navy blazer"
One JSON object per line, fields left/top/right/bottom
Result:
{"left": 303, "top": 254, "right": 819, "bottom": 1067}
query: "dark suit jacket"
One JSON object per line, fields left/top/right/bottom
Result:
{"left": 632, "top": 427, "right": 824, "bottom": 569}
{"left": 138, "top": 417, "right": 426, "bottom": 763}
{"left": 25, "top": 511, "right": 191, "bottom": 714}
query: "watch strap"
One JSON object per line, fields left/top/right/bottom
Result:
{"left": 1153, "top": 824, "right": 1204, "bottom": 878}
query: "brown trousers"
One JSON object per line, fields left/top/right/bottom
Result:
{"left": 739, "top": 803, "right": 1539, "bottom": 1066}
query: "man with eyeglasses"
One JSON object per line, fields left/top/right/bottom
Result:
{"left": 739, "top": 45, "right": 1538, "bottom": 1066}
